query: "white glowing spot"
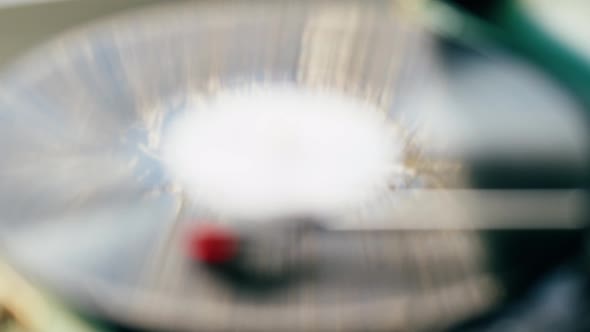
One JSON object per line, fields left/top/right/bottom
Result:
{"left": 162, "top": 85, "right": 402, "bottom": 219}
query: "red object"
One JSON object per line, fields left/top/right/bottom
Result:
{"left": 187, "top": 223, "right": 239, "bottom": 264}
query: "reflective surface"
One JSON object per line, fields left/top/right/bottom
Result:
{"left": 3, "top": 1, "right": 587, "bottom": 331}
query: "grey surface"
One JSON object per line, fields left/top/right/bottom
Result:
{"left": 0, "top": 0, "right": 168, "bottom": 67}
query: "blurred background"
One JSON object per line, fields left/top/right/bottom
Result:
{"left": 0, "top": 0, "right": 589, "bottom": 331}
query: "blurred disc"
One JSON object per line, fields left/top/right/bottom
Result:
{"left": 0, "top": 1, "right": 497, "bottom": 331}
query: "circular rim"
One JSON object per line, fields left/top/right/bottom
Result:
{"left": 0, "top": 1, "right": 486, "bottom": 331}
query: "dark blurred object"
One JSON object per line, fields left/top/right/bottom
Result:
{"left": 440, "top": 0, "right": 590, "bottom": 115}
{"left": 437, "top": 0, "right": 590, "bottom": 331}
{"left": 450, "top": 266, "right": 590, "bottom": 332}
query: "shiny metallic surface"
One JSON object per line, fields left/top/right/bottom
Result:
{"left": 0, "top": 1, "right": 519, "bottom": 331}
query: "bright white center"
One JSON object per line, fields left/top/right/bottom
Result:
{"left": 162, "top": 86, "right": 402, "bottom": 220}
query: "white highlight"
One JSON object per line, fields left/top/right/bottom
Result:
{"left": 162, "top": 86, "right": 402, "bottom": 220}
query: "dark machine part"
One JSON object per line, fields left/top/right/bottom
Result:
{"left": 436, "top": 1, "right": 590, "bottom": 331}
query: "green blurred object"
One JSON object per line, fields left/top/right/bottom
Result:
{"left": 0, "top": 258, "right": 105, "bottom": 332}
{"left": 430, "top": 0, "right": 590, "bottom": 113}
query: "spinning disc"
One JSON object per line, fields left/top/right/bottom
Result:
{"left": 0, "top": 1, "right": 499, "bottom": 331}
